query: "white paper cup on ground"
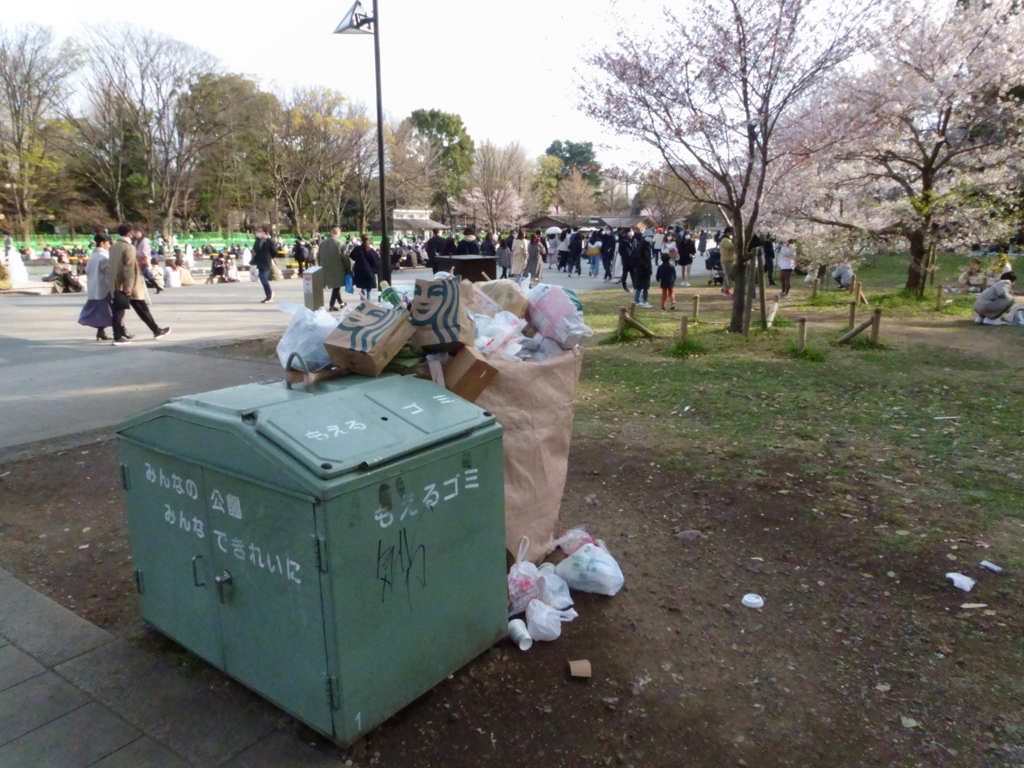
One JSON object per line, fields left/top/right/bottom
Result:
{"left": 508, "top": 619, "right": 533, "bottom": 651}
{"left": 742, "top": 594, "right": 764, "bottom": 609}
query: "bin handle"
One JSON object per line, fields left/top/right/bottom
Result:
{"left": 285, "top": 352, "right": 310, "bottom": 390}
{"left": 191, "top": 555, "right": 206, "bottom": 587}
{"left": 214, "top": 570, "right": 233, "bottom": 604}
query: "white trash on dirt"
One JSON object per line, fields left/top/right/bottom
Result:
{"left": 525, "top": 599, "right": 578, "bottom": 641}
{"left": 742, "top": 594, "right": 765, "bottom": 609}
{"left": 946, "top": 572, "right": 975, "bottom": 591}
{"left": 555, "top": 541, "right": 624, "bottom": 596}
{"left": 537, "top": 571, "right": 574, "bottom": 610}
{"left": 507, "top": 537, "right": 540, "bottom": 616}
{"left": 507, "top": 619, "right": 532, "bottom": 651}
{"left": 980, "top": 560, "right": 1004, "bottom": 573}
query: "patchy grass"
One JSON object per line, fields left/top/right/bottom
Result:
{"left": 663, "top": 336, "right": 708, "bottom": 358}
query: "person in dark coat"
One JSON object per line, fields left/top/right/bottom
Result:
{"left": 251, "top": 225, "right": 277, "bottom": 303}
{"left": 600, "top": 229, "right": 616, "bottom": 281}
{"left": 631, "top": 237, "right": 653, "bottom": 307}
{"left": 442, "top": 234, "right": 457, "bottom": 256}
{"left": 480, "top": 231, "right": 496, "bottom": 256}
{"left": 424, "top": 228, "right": 446, "bottom": 268}
{"left": 352, "top": 234, "right": 378, "bottom": 300}
{"left": 455, "top": 226, "right": 480, "bottom": 255}
{"left": 567, "top": 230, "right": 584, "bottom": 277}
{"left": 762, "top": 234, "right": 776, "bottom": 286}
{"left": 618, "top": 229, "right": 634, "bottom": 292}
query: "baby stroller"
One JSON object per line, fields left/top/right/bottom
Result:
{"left": 705, "top": 248, "right": 724, "bottom": 286}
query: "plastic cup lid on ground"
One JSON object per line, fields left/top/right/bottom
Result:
{"left": 742, "top": 594, "right": 764, "bottom": 609}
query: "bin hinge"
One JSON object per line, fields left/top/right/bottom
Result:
{"left": 133, "top": 568, "right": 144, "bottom": 595}
{"left": 315, "top": 536, "right": 329, "bottom": 573}
{"left": 325, "top": 675, "right": 341, "bottom": 710}
{"left": 120, "top": 464, "right": 131, "bottom": 491}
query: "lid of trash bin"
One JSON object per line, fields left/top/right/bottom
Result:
{"left": 254, "top": 376, "right": 494, "bottom": 479}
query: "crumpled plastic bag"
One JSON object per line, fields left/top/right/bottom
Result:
{"left": 526, "top": 598, "right": 578, "bottom": 641}
{"left": 552, "top": 527, "right": 599, "bottom": 556}
{"left": 275, "top": 300, "right": 339, "bottom": 371}
{"left": 537, "top": 571, "right": 574, "bottom": 610}
{"left": 508, "top": 537, "right": 540, "bottom": 616}
{"left": 474, "top": 311, "right": 526, "bottom": 360}
{"left": 526, "top": 284, "right": 593, "bottom": 349}
{"left": 556, "top": 540, "right": 625, "bottom": 596}
{"left": 947, "top": 572, "right": 975, "bottom": 592}
{"left": 516, "top": 334, "right": 564, "bottom": 362}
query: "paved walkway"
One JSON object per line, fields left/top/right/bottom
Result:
{"left": 0, "top": 565, "right": 340, "bottom": 767}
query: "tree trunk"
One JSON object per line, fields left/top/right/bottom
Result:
{"left": 904, "top": 229, "right": 926, "bottom": 293}
{"left": 730, "top": 260, "right": 747, "bottom": 333}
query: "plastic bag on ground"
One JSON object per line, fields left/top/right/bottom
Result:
{"left": 276, "top": 300, "right": 339, "bottom": 371}
{"left": 526, "top": 598, "right": 578, "bottom": 641}
{"left": 556, "top": 540, "right": 625, "bottom": 596}
{"left": 551, "top": 527, "right": 598, "bottom": 556}
{"left": 526, "top": 284, "right": 593, "bottom": 349}
{"left": 538, "top": 572, "right": 574, "bottom": 610}
{"left": 508, "top": 537, "right": 541, "bottom": 616}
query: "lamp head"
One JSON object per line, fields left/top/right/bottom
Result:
{"left": 334, "top": 0, "right": 374, "bottom": 34}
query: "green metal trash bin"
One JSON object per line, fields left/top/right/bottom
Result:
{"left": 115, "top": 375, "right": 507, "bottom": 744}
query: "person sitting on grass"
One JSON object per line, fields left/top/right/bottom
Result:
{"left": 656, "top": 253, "right": 677, "bottom": 311}
{"left": 973, "top": 271, "right": 1017, "bottom": 325}
{"left": 959, "top": 258, "right": 987, "bottom": 293}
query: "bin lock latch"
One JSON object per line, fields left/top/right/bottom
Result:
{"left": 214, "top": 570, "right": 233, "bottom": 604}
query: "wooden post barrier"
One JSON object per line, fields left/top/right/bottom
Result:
{"left": 858, "top": 285, "right": 870, "bottom": 307}
{"left": 848, "top": 300, "right": 857, "bottom": 328}
{"left": 680, "top": 315, "right": 689, "bottom": 344}
{"left": 629, "top": 303, "right": 636, "bottom": 319}
{"left": 692, "top": 294, "right": 700, "bottom": 318}
{"left": 850, "top": 277, "right": 858, "bottom": 300}
{"left": 935, "top": 285, "right": 944, "bottom": 311}
{"left": 758, "top": 251, "right": 768, "bottom": 330}
{"left": 797, "top": 317, "right": 807, "bottom": 354}
{"left": 812, "top": 279, "right": 819, "bottom": 299}
{"left": 618, "top": 306, "right": 627, "bottom": 337}
{"left": 869, "top": 307, "right": 882, "bottom": 345}
{"left": 766, "top": 301, "right": 779, "bottom": 328}
{"left": 838, "top": 314, "right": 876, "bottom": 344}
{"left": 624, "top": 314, "right": 656, "bottom": 338}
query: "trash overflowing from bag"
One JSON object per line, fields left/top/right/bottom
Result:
{"left": 505, "top": 526, "right": 623, "bottom": 648}
{"left": 276, "top": 301, "right": 342, "bottom": 372}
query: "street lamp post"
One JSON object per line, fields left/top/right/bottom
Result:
{"left": 334, "top": 0, "right": 391, "bottom": 288}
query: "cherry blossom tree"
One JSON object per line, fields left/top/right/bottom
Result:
{"left": 582, "top": 0, "right": 880, "bottom": 331}
{"left": 456, "top": 141, "right": 527, "bottom": 232}
{"left": 778, "top": 0, "right": 1024, "bottom": 293}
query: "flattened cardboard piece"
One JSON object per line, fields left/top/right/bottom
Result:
{"left": 323, "top": 303, "right": 415, "bottom": 377}
{"left": 442, "top": 346, "right": 498, "bottom": 403}
{"left": 409, "top": 276, "right": 474, "bottom": 350}
{"left": 569, "top": 659, "right": 592, "bottom": 678}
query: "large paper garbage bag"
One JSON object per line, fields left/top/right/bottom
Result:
{"left": 323, "top": 302, "right": 415, "bottom": 377}
{"left": 476, "top": 347, "right": 583, "bottom": 563}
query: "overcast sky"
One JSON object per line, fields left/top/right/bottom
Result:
{"left": 4, "top": 0, "right": 663, "bottom": 167}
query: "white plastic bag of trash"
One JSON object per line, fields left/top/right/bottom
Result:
{"left": 947, "top": 572, "right": 975, "bottom": 591}
{"left": 537, "top": 570, "right": 574, "bottom": 610}
{"left": 556, "top": 540, "right": 625, "bottom": 596}
{"left": 275, "top": 300, "right": 339, "bottom": 371}
{"left": 507, "top": 537, "right": 540, "bottom": 616}
{"left": 526, "top": 599, "right": 578, "bottom": 641}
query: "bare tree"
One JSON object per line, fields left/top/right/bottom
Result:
{"left": 0, "top": 24, "right": 79, "bottom": 238}
{"left": 557, "top": 169, "right": 597, "bottom": 227}
{"left": 637, "top": 167, "right": 697, "bottom": 227}
{"left": 582, "top": 0, "right": 879, "bottom": 331}
{"left": 458, "top": 141, "right": 529, "bottom": 232}
{"left": 87, "top": 27, "right": 223, "bottom": 235}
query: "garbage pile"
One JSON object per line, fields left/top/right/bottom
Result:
{"left": 275, "top": 274, "right": 592, "bottom": 403}
{"left": 507, "top": 528, "right": 624, "bottom": 649}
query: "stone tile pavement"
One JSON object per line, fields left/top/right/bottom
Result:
{"left": 0, "top": 566, "right": 342, "bottom": 767}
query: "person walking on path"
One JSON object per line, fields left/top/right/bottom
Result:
{"left": 585, "top": 231, "right": 602, "bottom": 277}
{"left": 319, "top": 226, "right": 351, "bottom": 312}
{"left": 496, "top": 239, "right": 512, "bottom": 279}
{"left": 632, "top": 235, "right": 653, "bottom": 308}
{"left": 78, "top": 233, "right": 114, "bottom": 341}
{"left": 352, "top": 234, "right": 379, "bottom": 301}
{"left": 568, "top": 229, "right": 584, "bottom": 277}
{"left": 619, "top": 229, "right": 635, "bottom": 292}
{"left": 525, "top": 234, "right": 544, "bottom": 282}
{"left": 111, "top": 223, "right": 170, "bottom": 344}
{"left": 480, "top": 231, "right": 497, "bottom": 256}
{"left": 251, "top": 225, "right": 276, "bottom": 304}
{"left": 762, "top": 234, "right": 776, "bottom": 286}
{"left": 557, "top": 230, "right": 571, "bottom": 272}
{"left": 600, "top": 230, "right": 616, "bottom": 281}
{"left": 456, "top": 226, "right": 480, "bottom": 255}
{"left": 656, "top": 253, "right": 677, "bottom": 311}
{"left": 697, "top": 230, "right": 708, "bottom": 261}
{"left": 511, "top": 230, "right": 529, "bottom": 277}
{"left": 677, "top": 230, "right": 696, "bottom": 286}
{"left": 777, "top": 239, "right": 796, "bottom": 298}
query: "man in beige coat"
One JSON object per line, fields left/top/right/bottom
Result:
{"left": 110, "top": 223, "right": 170, "bottom": 344}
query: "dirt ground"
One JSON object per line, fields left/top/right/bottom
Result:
{"left": 1, "top": 427, "right": 1021, "bottom": 768}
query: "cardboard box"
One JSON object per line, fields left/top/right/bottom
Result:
{"left": 442, "top": 346, "right": 498, "bottom": 403}
{"left": 409, "top": 277, "right": 475, "bottom": 352}
{"left": 323, "top": 303, "right": 416, "bottom": 377}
